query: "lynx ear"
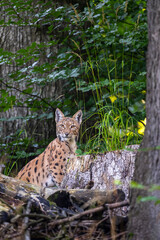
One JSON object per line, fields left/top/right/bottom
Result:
{"left": 55, "top": 108, "right": 64, "bottom": 123}
{"left": 73, "top": 110, "right": 82, "bottom": 125}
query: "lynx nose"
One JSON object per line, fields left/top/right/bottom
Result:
{"left": 65, "top": 133, "right": 69, "bottom": 137}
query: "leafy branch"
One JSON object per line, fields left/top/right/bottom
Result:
{"left": 0, "top": 79, "right": 55, "bottom": 110}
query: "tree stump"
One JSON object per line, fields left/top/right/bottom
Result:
{"left": 61, "top": 145, "right": 139, "bottom": 215}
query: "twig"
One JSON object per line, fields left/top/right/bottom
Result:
{"left": 7, "top": 201, "right": 33, "bottom": 239}
{"left": 48, "top": 200, "right": 129, "bottom": 229}
{"left": 28, "top": 218, "right": 45, "bottom": 227}
{"left": 0, "top": 79, "right": 55, "bottom": 110}
{"left": 22, "top": 200, "right": 32, "bottom": 240}
{"left": 20, "top": 213, "right": 52, "bottom": 220}
{"left": 0, "top": 196, "right": 15, "bottom": 212}
{"left": 95, "top": 216, "right": 109, "bottom": 228}
{"left": 48, "top": 206, "right": 104, "bottom": 228}
{"left": 105, "top": 200, "right": 129, "bottom": 209}
{"left": 107, "top": 231, "right": 128, "bottom": 239}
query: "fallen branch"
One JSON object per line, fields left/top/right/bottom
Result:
{"left": 48, "top": 200, "right": 129, "bottom": 228}
{"left": 108, "top": 231, "right": 128, "bottom": 240}
{"left": 0, "top": 171, "right": 130, "bottom": 239}
{"left": 106, "top": 200, "right": 129, "bottom": 209}
{"left": 16, "top": 213, "right": 52, "bottom": 220}
{"left": 48, "top": 206, "right": 104, "bottom": 228}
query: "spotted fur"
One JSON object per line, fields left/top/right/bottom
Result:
{"left": 16, "top": 108, "right": 82, "bottom": 187}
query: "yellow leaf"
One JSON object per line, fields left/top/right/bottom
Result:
{"left": 114, "top": 116, "right": 119, "bottom": 121}
{"left": 127, "top": 131, "right": 134, "bottom": 136}
{"left": 138, "top": 118, "right": 146, "bottom": 135}
{"left": 109, "top": 95, "right": 117, "bottom": 103}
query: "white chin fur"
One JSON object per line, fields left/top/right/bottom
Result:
{"left": 58, "top": 135, "right": 76, "bottom": 142}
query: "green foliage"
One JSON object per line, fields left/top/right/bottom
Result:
{"left": 131, "top": 181, "right": 160, "bottom": 205}
{"left": 81, "top": 107, "right": 141, "bottom": 153}
{"left": 1, "top": 127, "right": 46, "bottom": 175}
{"left": 137, "top": 196, "right": 160, "bottom": 204}
{"left": 131, "top": 181, "right": 146, "bottom": 190}
{"left": 0, "top": 0, "right": 147, "bottom": 169}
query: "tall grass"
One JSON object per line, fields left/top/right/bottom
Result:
{"left": 74, "top": 47, "right": 143, "bottom": 152}
{"left": 74, "top": 35, "right": 143, "bottom": 153}
{"left": 81, "top": 107, "right": 141, "bottom": 154}
{"left": 71, "top": 2, "right": 145, "bottom": 154}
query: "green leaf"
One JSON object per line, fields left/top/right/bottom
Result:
{"left": 46, "top": 112, "right": 53, "bottom": 119}
{"left": 131, "top": 181, "right": 146, "bottom": 189}
{"left": 137, "top": 196, "right": 159, "bottom": 203}
{"left": 23, "top": 87, "right": 33, "bottom": 94}
{"left": 114, "top": 179, "right": 122, "bottom": 185}
{"left": 149, "top": 185, "right": 160, "bottom": 191}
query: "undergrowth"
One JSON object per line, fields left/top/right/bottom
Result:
{"left": 0, "top": 0, "right": 147, "bottom": 174}
{"left": 80, "top": 107, "right": 141, "bottom": 154}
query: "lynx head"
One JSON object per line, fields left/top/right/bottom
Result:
{"left": 55, "top": 108, "right": 82, "bottom": 143}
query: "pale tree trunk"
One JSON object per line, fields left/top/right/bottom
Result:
{"left": 0, "top": 1, "right": 88, "bottom": 146}
{"left": 0, "top": 4, "right": 62, "bottom": 143}
{"left": 128, "top": 1, "right": 160, "bottom": 239}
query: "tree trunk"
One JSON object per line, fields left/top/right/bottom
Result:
{"left": 0, "top": 3, "right": 62, "bottom": 144}
{"left": 128, "top": 1, "right": 160, "bottom": 239}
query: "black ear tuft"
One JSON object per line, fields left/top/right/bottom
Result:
{"left": 55, "top": 108, "right": 64, "bottom": 123}
{"left": 73, "top": 110, "right": 82, "bottom": 125}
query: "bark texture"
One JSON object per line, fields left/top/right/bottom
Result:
{"left": 0, "top": 5, "right": 62, "bottom": 143}
{"left": 61, "top": 145, "right": 139, "bottom": 216}
{"left": 128, "top": 1, "right": 160, "bottom": 239}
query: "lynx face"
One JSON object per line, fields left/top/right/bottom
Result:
{"left": 55, "top": 109, "right": 82, "bottom": 144}
{"left": 16, "top": 108, "right": 82, "bottom": 188}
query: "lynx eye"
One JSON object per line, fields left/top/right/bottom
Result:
{"left": 71, "top": 125, "right": 76, "bottom": 129}
{"left": 60, "top": 124, "right": 65, "bottom": 128}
